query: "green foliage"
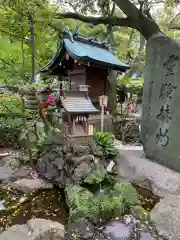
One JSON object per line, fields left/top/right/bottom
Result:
{"left": 98, "top": 192, "right": 125, "bottom": 216}
{"left": 66, "top": 184, "right": 100, "bottom": 220}
{"left": 31, "top": 127, "right": 62, "bottom": 158}
{"left": 0, "top": 117, "right": 23, "bottom": 148}
{"left": 0, "top": 94, "right": 22, "bottom": 113}
{"left": 114, "top": 181, "right": 139, "bottom": 206}
{"left": 93, "top": 129, "right": 117, "bottom": 158}
{"left": 0, "top": 117, "right": 23, "bottom": 130}
{"left": 0, "top": 38, "right": 30, "bottom": 85}
{"left": 31, "top": 132, "right": 48, "bottom": 158}
{"left": 66, "top": 178, "right": 138, "bottom": 221}
{"left": 83, "top": 168, "right": 106, "bottom": 184}
{"left": 118, "top": 72, "right": 144, "bottom": 87}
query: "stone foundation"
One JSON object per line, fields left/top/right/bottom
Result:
{"left": 36, "top": 133, "right": 104, "bottom": 187}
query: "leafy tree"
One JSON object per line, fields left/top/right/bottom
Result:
{"left": 58, "top": 0, "right": 180, "bottom": 42}
{"left": 0, "top": 0, "right": 62, "bottom": 85}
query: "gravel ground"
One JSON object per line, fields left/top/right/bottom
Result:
{"left": 114, "top": 140, "right": 143, "bottom": 151}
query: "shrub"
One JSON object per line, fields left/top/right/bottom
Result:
{"left": 93, "top": 129, "right": 117, "bottom": 158}
{"left": 0, "top": 117, "right": 23, "bottom": 148}
{"left": 83, "top": 168, "right": 106, "bottom": 184}
{"left": 66, "top": 184, "right": 100, "bottom": 220}
{"left": 66, "top": 177, "right": 139, "bottom": 221}
{"left": 0, "top": 94, "right": 22, "bottom": 114}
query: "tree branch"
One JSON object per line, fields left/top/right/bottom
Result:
{"left": 169, "top": 26, "right": 180, "bottom": 30}
{"left": 169, "top": 12, "right": 180, "bottom": 30}
{"left": 112, "top": 0, "right": 140, "bottom": 21}
{"left": 111, "top": 2, "right": 116, "bottom": 16}
{"left": 59, "top": 0, "right": 161, "bottom": 39}
{"left": 57, "top": 12, "right": 135, "bottom": 28}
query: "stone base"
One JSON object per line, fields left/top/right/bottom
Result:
{"left": 66, "top": 134, "right": 94, "bottom": 147}
{"left": 89, "top": 114, "right": 114, "bottom": 132}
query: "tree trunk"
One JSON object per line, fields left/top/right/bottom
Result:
{"left": 107, "top": 70, "right": 117, "bottom": 115}
{"left": 29, "top": 15, "right": 36, "bottom": 82}
{"left": 106, "top": 4, "right": 117, "bottom": 115}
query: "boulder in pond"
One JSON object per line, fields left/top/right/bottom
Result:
{"left": 10, "top": 178, "right": 53, "bottom": 193}
{"left": 66, "top": 218, "right": 94, "bottom": 240}
{"left": 0, "top": 166, "right": 14, "bottom": 182}
{"left": 0, "top": 218, "right": 65, "bottom": 240}
{"left": 102, "top": 220, "right": 134, "bottom": 239}
{"left": 140, "top": 232, "right": 157, "bottom": 240}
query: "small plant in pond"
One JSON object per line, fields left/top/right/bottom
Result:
{"left": 83, "top": 168, "right": 106, "bottom": 184}
{"left": 93, "top": 129, "right": 117, "bottom": 158}
{"left": 113, "top": 181, "right": 139, "bottom": 206}
{"left": 66, "top": 177, "right": 139, "bottom": 222}
{"left": 66, "top": 184, "right": 100, "bottom": 221}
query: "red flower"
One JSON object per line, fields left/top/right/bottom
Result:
{"left": 47, "top": 95, "right": 55, "bottom": 105}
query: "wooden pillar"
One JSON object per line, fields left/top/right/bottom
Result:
{"left": 72, "top": 116, "right": 75, "bottom": 134}
{"left": 85, "top": 116, "right": 88, "bottom": 134}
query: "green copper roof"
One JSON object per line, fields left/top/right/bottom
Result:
{"left": 39, "top": 29, "right": 130, "bottom": 73}
{"left": 64, "top": 39, "right": 129, "bottom": 70}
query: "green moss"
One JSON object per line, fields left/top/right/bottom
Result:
{"left": 66, "top": 185, "right": 100, "bottom": 220}
{"left": 83, "top": 168, "right": 106, "bottom": 185}
{"left": 113, "top": 181, "right": 139, "bottom": 206}
{"left": 66, "top": 178, "right": 139, "bottom": 221}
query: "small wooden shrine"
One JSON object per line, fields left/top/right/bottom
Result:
{"left": 60, "top": 85, "right": 98, "bottom": 136}
{"left": 40, "top": 27, "right": 130, "bottom": 135}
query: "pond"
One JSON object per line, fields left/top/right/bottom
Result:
{"left": 0, "top": 184, "right": 68, "bottom": 232}
{"left": 132, "top": 183, "right": 160, "bottom": 211}
{"left": 0, "top": 181, "right": 160, "bottom": 233}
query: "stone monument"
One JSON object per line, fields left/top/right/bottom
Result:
{"left": 141, "top": 33, "right": 180, "bottom": 172}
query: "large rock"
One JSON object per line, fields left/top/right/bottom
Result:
{"left": 142, "top": 32, "right": 180, "bottom": 172}
{"left": 103, "top": 220, "right": 133, "bottom": 239}
{"left": 115, "top": 149, "right": 180, "bottom": 196}
{"left": 11, "top": 178, "right": 53, "bottom": 193}
{"left": 27, "top": 218, "right": 64, "bottom": 240}
{"left": 0, "top": 166, "right": 14, "bottom": 182}
{"left": 151, "top": 194, "right": 180, "bottom": 239}
{"left": 0, "top": 152, "right": 20, "bottom": 168}
{"left": 101, "top": 219, "right": 157, "bottom": 240}
{"left": 0, "top": 225, "right": 31, "bottom": 240}
{"left": 66, "top": 219, "right": 94, "bottom": 240}
{"left": 37, "top": 141, "right": 97, "bottom": 186}
{"left": 36, "top": 145, "right": 65, "bottom": 186}
{"left": 0, "top": 219, "right": 65, "bottom": 240}
{"left": 0, "top": 166, "right": 28, "bottom": 182}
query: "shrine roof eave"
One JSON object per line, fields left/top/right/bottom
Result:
{"left": 63, "top": 109, "right": 99, "bottom": 114}
{"left": 39, "top": 46, "right": 66, "bottom": 74}
{"left": 64, "top": 38, "right": 130, "bottom": 71}
{"left": 39, "top": 39, "right": 130, "bottom": 74}
{"left": 60, "top": 93, "right": 99, "bottom": 114}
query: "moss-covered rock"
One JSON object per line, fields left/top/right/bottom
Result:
{"left": 65, "top": 184, "right": 100, "bottom": 221}
{"left": 83, "top": 168, "right": 106, "bottom": 185}
{"left": 66, "top": 174, "right": 139, "bottom": 222}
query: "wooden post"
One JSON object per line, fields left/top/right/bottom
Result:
{"left": 72, "top": 116, "right": 75, "bottom": 134}
{"left": 99, "top": 95, "right": 108, "bottom": 132}
{"left": 85, "top": 116, "right": 88, "bottom": 134}
{"left": 101, "top": 105, "right": 104, "bottom": 132}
